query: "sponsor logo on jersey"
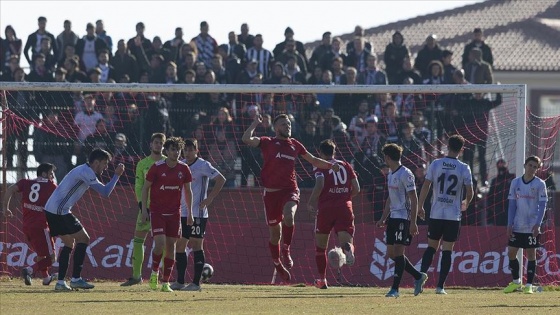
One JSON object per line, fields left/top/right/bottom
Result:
{"left": 442, "top": 161, "right": 456, "bottom": 170}
{"left": 153, "top": 228, "right": 164, "bottom": 233}
{"left": 160, "top": 185, "right": 180, "bottom": 190}
{"left": 275, "top": 152, "right": 296, "bottom": 161}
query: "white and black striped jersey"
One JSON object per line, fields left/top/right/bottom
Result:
{"left": 246, "top": 47, "right": 273, "bottom": 78}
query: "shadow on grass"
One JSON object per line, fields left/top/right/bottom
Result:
{"left": 483, "top": 305, "right": 560, "bottom": 308}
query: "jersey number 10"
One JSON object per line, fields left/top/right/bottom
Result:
{"left": 329, "top": 166, "right": 348, "bottom": 186}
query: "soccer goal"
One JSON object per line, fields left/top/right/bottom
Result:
{"left": 1, "top": 82, "right": 558, "bottom": 287}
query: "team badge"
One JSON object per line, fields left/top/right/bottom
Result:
{"left": 178, "top": 172, "right": 183, "bottom": 179}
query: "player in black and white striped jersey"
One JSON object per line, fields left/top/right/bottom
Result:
{"left": 171, "top": 139, "right": 226, "bottom": 291}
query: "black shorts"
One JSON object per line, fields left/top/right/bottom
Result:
{"left": 428, "top": 218, "right": 461, "bottom": 242}
{"left": 181, "top": 217, "right": 208, "bottom": 239}
{"left": 508, "top": 232, "right": 541, "bottom": 249}
{"left": 386, "top": 218, "right": 412, "bottom": 246}
{"left": 45, "top": 211, "right": 83, "bottom": 237}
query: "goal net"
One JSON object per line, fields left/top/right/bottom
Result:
{"left": 1, "top": 82, "right": 558, "bottom": 288}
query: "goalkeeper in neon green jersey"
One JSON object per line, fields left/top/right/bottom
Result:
{"left": 121, "top": 133, "right": 166, "bottom": 286}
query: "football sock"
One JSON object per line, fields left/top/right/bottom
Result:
{"left": 315, "top": 247, "right": 327, "bottom": 279}
{"left": 437, "top": 250, "right": 452, "bottom": 288}
{"left": 132, "top": 237, "right": 145, "bottom": 279}
{"left": 162, "top": 257, "right": 175, "bottom": 282}
{"left": 152, "top": 253, "right": 163, "bottom": 273}
{"left": 58, "top": 246, "right": 72, "bottom": 281}
{"left": 391, "top": 255, "right": 405, "bottom": 290}
{"left": 193, "top": 250, "right": 205, "bottom": 285}
{"left": 421, "top": 246, "right": 436, "bottom": 273}
{"left": 282, "top": 223, "right": 294, "bottom": 247}
{"left": 175, "top": 252, "right": 188, "bottom": 284}
{"left": 527, "top": 260, "right": 536, "bottom": 284}
{"left": 509, "top": 258, "right": 520, "bottom": 281}
{"left": 269, "top": 242, "right": 280, "bottom": 262}
{"left": 36, "top": 255, "right": 52, "bottom": 276}
{"left": 71, "top": 243, "right": 88, "bottom": 279}
{"left": 404, "top": 255, "right": 422, "bottom": 280}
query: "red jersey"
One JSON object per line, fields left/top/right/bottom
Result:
{"left": 16, "top": 178, "right": 57, "bottom": 229}
{"left": 146, "top": 160, "right": 192, "bottom": 215}
{"left": 259, "top": 137, "right": 308, "bottom": 190}
{"left": 314, "top": 159, "right": 357, "bottom": 210}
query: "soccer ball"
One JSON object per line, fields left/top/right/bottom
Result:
{"left": 201, "top": 263, "right": 214, "bottom": 282}
{"left": 327, "top": 247, "right": 346, "bottom": 268}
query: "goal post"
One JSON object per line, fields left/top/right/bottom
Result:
{"left": 1, "top": 82, "right": 558, "bottom": 287}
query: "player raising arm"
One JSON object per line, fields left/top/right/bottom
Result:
{"left": 2, "top": 163, "right": 58, "bottom": 286}
{"left": 417, "top": 134, "right": 473, "bottom": 295}
{"left": 242, "top": 113, "right": 339, "bottom": 283}
{"left": 142, "top": 137, "right": 193, "bottom": 292}
{"left": 44, "top": 149, "right": 124, "bottom": 291}
{"left": 307, "top": 140, "right": 360, "bottom": 289}
{"left": 171, "top": 139, "right": 226, "bottom": 291}
{"left": 121, "top": 133, "right": 166, "bottom": 286}
{"left": 376, "top": 144, "right": 427, "bottom": 297}
{"left": 503, "top": 156, "right": 548, "bottom": 294}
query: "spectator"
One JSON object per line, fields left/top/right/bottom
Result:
{"left": 309, "top": 31, "right": 331, "bottom": 72}
{"left": 87, "top": 67, "right": 102, "bottom": 83}
{"left": 355, "top": 117, "right": 385, "bottom": 187}
{"left": 74, "top": 94, "right": 104, "bottom": 142}
{"left": 330, "top": 57, "right": 345, "bottom": 85}
{"left": 306, "top": 66, "right": 323, "bottom": 85}
{"left": 83, "top": 118, "right": 115, "bottom": 161}
{"left": 246, "top": 34, "right": 273, "bottom": 79}
{"left": 275, "top": 39, "right": 307, "bottom": 77}
{"left": 55, "top": 20, "right": 78, "bottom": 62}
{"left": 57, "top": 43, "right": 75, "bottom": 68}
{"left": 348, "top": 99, "right": 375, "bottom": 146}
{"left": 5, "top": 68, "right": 34, "bottom": 169}
{"left": 208, "top": 107, "right": 237, "bottom": 186}
{"left": 95, "top": 20, "right": 113, "bottom": 53}
{"left": 236, "top": 58, "right": 259, "bottom": 84}
{"left": 148, "top": 54, "right": 165, "bottom": 83}
{"left": 210, "top": 53, "right": 228, "bottom": 84}
{"left": 487, "top": 159, "right": 515, "bottom": 226}
{"left": 319, "top": 36, "right": 347, "bottom": 72}
{"left": 217, "top": 45, "right": 241, "bottom": 84}
{"left": 316, "top": 70, "right": 335, "bottom": 110}
{"left": 120, "top": 103, "right": 143, "bottom": 154}
{"left": 357, "top": 54, "right": 387, "bottom": 85}
{"left": 455, "top": 92, "right": 502, "bottom": 185}
{"left": 397, "top": 122, "right": 425, "bottom": 170}
{"left": 23, "top": 17, "right": 57, "bottom": 67}
{"left": 192, "top": 21, "right": 218, "bottom": 68}
{"left": 127, "top": 22, "right": 152, "bottom": 73}
{"left": 346, "top": 37, "right": 369, "bottom": 73}
{"left": 414, "top": 34, "right": 442, "bottom": 79}
{"left": 395, "top": 77, "right": 424, "bottom": 121}
{"left": 3, "top": 26, "right": 23, "bottom": 72}
{"left": 370, "top": 163, "right": 390, "bottom": 222}
{"left": 226, "top": 31, "right": 246, "bottom": 62}
{"left": 411, "top": 111, "right": 433, "bottom": 156}
{"left": 110, "top": 133, "right": 137, "bottom": 185}
{"left": 96, "top": 49, "right": 116, "bottom": 83}
{"left": 35, "top": 37, "right": 57, "bottom": 72}
{"left": 441, "top": 50, "right": 456, "bottom": 84}
{"left": 464, "top": 47, "right": 493, "bottom": 84}
{"left": 110, "top": 39, "right": 139, "bottom": 82}
{"left": 414, "top": 164, "right": 432, "bottom": 224}
{"left": 462, "top": 28, "right": 493, "bottom": 69}
{"left": 162, "top": 27, "right": 185, "bottom": 62}
{"left": 0, "top": 54, "right": 20, "bottom": 81}
{"left": 285, "top": 55, "right": 306, "bottom": 84}
{"left": 330, "top": 115, "right": 355, "bottom": 162}
{"left": 377, "top": 102, "right": 404, "bottom": 143}
{"left": 299, "top": 120, "right": 322, "bottom": 153}
{"left": 33, "top": 110, "right": 73, "bottom": 180}
{"left": 63, "top": 56, "right": 87, "bottom": 83}
{"left": 264, "top": 62, "right": 284, "bottom": 85}
{"left": 345, "top": 25, "right": 373, "bottom": 57}
{"left": 237, "top": 23, "right": 255, "bottom": 50}
{"left": 422, "top": 60, "right": 444, "bottom": 85}
{"left": 27, "top": 53, "right": 53, "bottom": 83}
{"left": 48, "top": 68, "right": 75, "bottom": 110}
{"left": 177, "top": 51, "right": 196, "bottom": 81}
{"left": 75, "top": 23, "right": 109, "bottom": 72}
{"left": 148, "top": 36, "right": 172, "bottom": 63}
{"left": 383, "top": 31, "right": 409, "bottom": 84}
{"left": 396, "top": 56, "right": 422, "bottom": 85}
{"left": 272, "top": 27, "right": 307, "bottom": 66}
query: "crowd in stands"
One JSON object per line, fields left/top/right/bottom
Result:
{"left": 4, "top": 17, "right": 539, "bottom": 225}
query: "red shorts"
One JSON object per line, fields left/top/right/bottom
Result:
{"left": 315, "top": 205, "right": 355, "bottom": 236}
{"left": 150, "top": 212, "right": 181, "bottom": 238}
{"left": 263, "top": 188, "right": 300, "bottom": 226}
{"left": 23, "top": 225, "right": 55, "bottom": 258}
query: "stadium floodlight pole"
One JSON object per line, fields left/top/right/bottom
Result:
{"left": 515, "top": 84, "right": 527, "bottom": 285}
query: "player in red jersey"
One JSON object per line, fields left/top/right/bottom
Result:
{"left": 242, "top": 114, "right": 339, "bottom": 282}
{"left": 307, "top": 140, "right": 360, "bottom": 289}
{"left": 141, "top": 137, "right": 193, "bottom": 292}
{"left": 2, "top": 163, "right": 58, "bottom": 286}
